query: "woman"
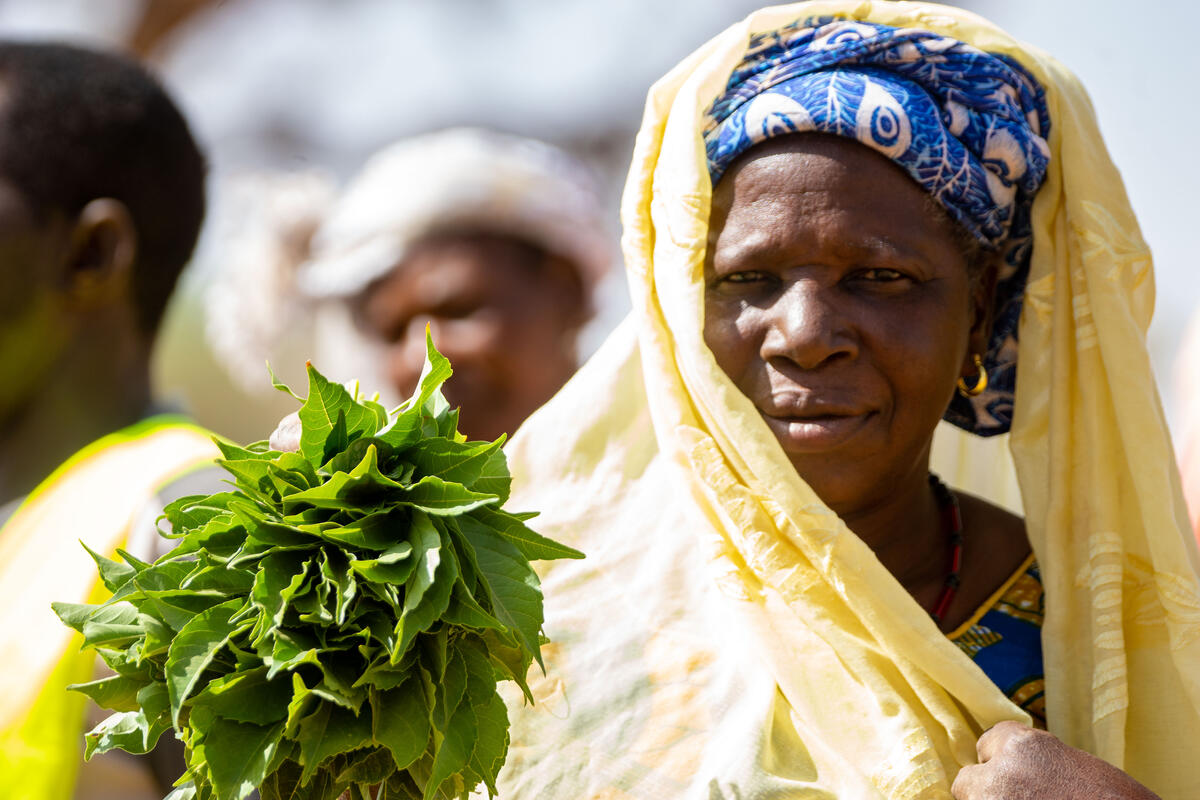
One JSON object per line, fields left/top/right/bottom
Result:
{"left": 297, "top": 128, "right": 612, "bottom": 442}
{"left": 205, "top": 128, "right": 612, "bottom": 443}
{"left": 495, "top": 2, "right": 1200, "bottom": 798}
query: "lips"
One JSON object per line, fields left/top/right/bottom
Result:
{"left": 758, "top": 394, "right": 874, "bottom": 452}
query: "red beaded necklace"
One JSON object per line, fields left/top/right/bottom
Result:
{"left": 927, "top": 473, "right": 964, "bottom": 625}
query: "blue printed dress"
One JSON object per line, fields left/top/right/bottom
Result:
{"left": 949, "top": 556, "right": 1046, "bottom": 726}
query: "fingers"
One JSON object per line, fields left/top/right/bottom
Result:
{"left": 976, "top": 719, "right": 1024, "bottom": 763}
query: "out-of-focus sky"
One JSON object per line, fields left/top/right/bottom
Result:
{"left": 2, "top": 0, "right": 1196, "bottom": 438}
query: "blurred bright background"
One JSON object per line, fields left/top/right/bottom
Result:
{"left": 2, "top": 0, "right": 1196, "bottom": 445}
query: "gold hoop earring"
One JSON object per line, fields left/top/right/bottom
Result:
{"left": 956, "top": 354, "right": 988, "bottom": 398}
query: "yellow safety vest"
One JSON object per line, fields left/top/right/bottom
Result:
{"left": 0, "top": 417, "right": 218, "bottom": 800}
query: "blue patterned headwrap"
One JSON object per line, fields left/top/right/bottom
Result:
{"left": 703, "top": 18, "right": 1051, "bottom": 436}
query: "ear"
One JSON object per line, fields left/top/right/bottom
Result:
{"left": 963, "top": 253, "right": 1000, "bottom": 375}
{"left": 61, "top": 198, "right": 138, "bottom": 310}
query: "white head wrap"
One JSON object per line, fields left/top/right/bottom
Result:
{"left": 297, "top": 127, "right": 612, "bottom": 299}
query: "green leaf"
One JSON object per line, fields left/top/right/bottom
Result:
{"left": 423, "top": 698, "right": 475, "bottom": 800}
{"left": 334, "top": 747, "right": 396, "bottom": 785}
{"left": 296, "top": 701, "right": 374, "bottom": 783}
{"left": 284, "top": 673, "right": 320, "bottom": 739}
{"left": 81, "top": 602, "right": 143, "bottom": 648}
{"left": 284, "top": 445, "right": 407, "bottom": 512}
{"left": 319, "top": 548, "right": 357, "bottom": 626}
{"left": 160, "top": 492, "right": 236, "bottom": 535}
{"left": 299, "top": 363, "right": 382, "bottom": 465}
{"left": 267, "top": 362, "right": 302, "bottom": 401}
{"left": 99, "top": 643, "right": 155, "bottom": 682}
{"left": 190, "top": 667, "right": 292, "bottom": 726}
{"left": 261, "top": 760, "right": 338, "bottom": 800}
{"left": 215, "top": 438, "right": 279, "bottom": 463}
{"left": 170, "top": 512, "right": 248, "bottom": 558}
{"left": 323, "top": 437, "right": 396, "bottom": 479}
{"left": 401, "top": 513, "right": 441, "bottom": 615}
{"left": 81, "top": 541, "right": 138, "bottom": 592}
{"left": 220, "top": 458, "right": 282, "bottom": 505}
{"left": 459, "top": 524, "right": 546, "bottom": 668}
{"left": 253, "top": 551, "right": 312, "bottom": 630}
{"left": 140, "top": 612, "right": 176, "bottom": 660}
{"left": 363, "top": 398, "right": 390, "bottom": 433}
{"left": 349, "top": 541, "right": 415, "bottom": 585}
{"left": 370, "top": 681, "right": 430, "bottom": 772}
{"left": 267, "top": 634, "right": 323, "bottom": 682}
{"left": 142, "top": 590, "right": 232, "bottom": 632}
{"left": 52, "top": 601, "right": 100, "bottom": 633}
{"left": 406, "top": 438, "right": 511, "bottom": 504}
{"left": 131, "top": 559, "right": 201, "bottom": 594}
{"left": 398, "top": 476, "right": 497, "bottom": 516}
{"left": 198, "top": 718, "right": 285, "bottom": 800}
{"left": 68, "top": 673, "right": 146, "bottom": 712}
{"left": 166, "top": 598, "right": 251, "bottom": 726}
{"left": 181, "top": 564, "right": 256, "bottom": 595}
{"left": 479, "top": 631, "right": 533, "bottom": 705}
{"left": 164, "top": 782, "right": 198, "bottom": 800}
{"left": 275, "top": 452, "right": 320, "bottom": 489}
{"left": 466, "top": 508, "right": 585, "bottom": 561}
{"left": 58, "top": 348, "right": 568, "bottom": 800}
{"left": 391, "top": 529, "right": 458, "bottom": 663}
{"left": 84, "top": 707, "right": 172, "bottom": 758}
{"left": 320, "top": 509, "right": 407, "bottom": 551}
{"left": 460, "top": 638, "right": 509, "bottom": 792}
{"left": 431, "top": 648, "right": 468, "bottom": 730}
{"left": 441, "top": 579, "right": 504, "bottom": 632}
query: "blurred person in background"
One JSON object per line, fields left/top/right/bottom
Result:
{"left": 0, "top": 42, "right": 215, "bottom": 800}
{"left": 213, "top": 127, "right": 613, "bottom": 444}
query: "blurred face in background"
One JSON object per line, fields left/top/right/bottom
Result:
{"left": 352, "top": 230, "right": 587, "bottom": 442}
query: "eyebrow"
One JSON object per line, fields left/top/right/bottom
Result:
{"left": 712, "top": 228, "right": 930, "bottom": 270}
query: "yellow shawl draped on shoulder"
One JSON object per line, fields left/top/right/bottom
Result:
{"left": 496, "top": 2, "right": 1200, "bottom": 797}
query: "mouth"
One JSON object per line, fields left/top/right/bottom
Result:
{"left": 759, "top": 405, "right": 874, "bottom": 453}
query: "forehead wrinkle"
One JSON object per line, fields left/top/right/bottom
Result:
{"left": 714, "top": 189, "right": 923, "bottom": 269}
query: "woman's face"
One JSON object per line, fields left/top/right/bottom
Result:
{"left": 704, "top": 134, "right": 991, "bottom": 517}
{"left": 353, "top": 232, "right": 585, "bottom": 442}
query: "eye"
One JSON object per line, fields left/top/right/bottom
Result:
{"left": 715, "top": 269, "right": 773, "bottom": 286}
{"left": 857, "top": 268, "right": 907, "bottom": 282}
{"left": 434, "top": 298, "right": 484, "bottom": 319}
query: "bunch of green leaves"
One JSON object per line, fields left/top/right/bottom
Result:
{"left": 54, "top": 336, "right": 582, "bottom": 800}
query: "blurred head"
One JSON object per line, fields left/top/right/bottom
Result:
{"left": 0, "top": 42, "right": 206, "bottom": 421}
{"left": 300, "top": 128, "right": 611, "bottom": 441}
{"left": 353, "top": 230, "right": 586, "bottom": 442}
{"left": 704, "top": 134, "right": 996, "bottom": 517}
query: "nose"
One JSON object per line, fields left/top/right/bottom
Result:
{"left": 760, "top": 279, "right": 857, "bottom": 370}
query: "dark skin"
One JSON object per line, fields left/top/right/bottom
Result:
{"left": 703, "top": 134, "right": 1159, "bottom": 799}
{"left": 0, "top": 176, "right": 187, "bottom": 790}
{"left": 0, "top": 176, "right": 151, "bottom": 507}
{"left": 352, "top": 231, "right": 587, "bottom": 442}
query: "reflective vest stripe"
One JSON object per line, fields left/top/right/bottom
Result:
{"left": 0, "top": 418, "right": 218, "bottom": 799}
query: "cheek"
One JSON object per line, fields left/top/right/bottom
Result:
{"left": 703, "top": 296, "right": 762, "bottom": 385}
{"left": 0, "top": 291, "right": 69, "bottom": 418}
{"left": 868, "top": 298, "right": 970, "bottom": 417}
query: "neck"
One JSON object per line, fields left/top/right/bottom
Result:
{"left": 838, "top": 459, "right": 946, "bottom": 595}
{"left": 0, "top": 321, "right": 152, "bottom": 506}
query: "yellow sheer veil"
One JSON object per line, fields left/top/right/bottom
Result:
{"left": 502, "top": 2, "right": 1200, "bottom": 796}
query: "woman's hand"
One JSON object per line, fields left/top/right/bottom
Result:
{"left": 952, "top": 721, "right": 1160, "bottom": 799}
